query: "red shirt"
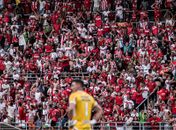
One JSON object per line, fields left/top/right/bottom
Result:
{"left": 51, "top": 109, "right": 60, "bottom": 122}
{"left": 135, "top": 92, "right": 143, "bottom": 104}
{"left": 45, "top": 2, "right": 50, "bottom": 10}
{"left": 148, "top": 116, "right": 162, "bottom": 130}
{"left": 103, "top": 24, "right": 110, "bottom": 33}
{"left": 118, "top": 78, "right": 124, "bottom": 86}
{"left": 32, "top": 52, "right": 40, "bottom": 61}
{"left": 48, "top": 108, "right": 54, "bottom": 119}
{"left": 95, "top": 15, "right": 102, "bottom": 27}
{"left": 45, "top": 45, "right": 53, "bottom": 53}
{"left": 61, "top": 56, "right": 69, "bottom": 67}
{"left": 157, "top": 88, "right": 169, "bottom": 101}
{"left": 0, "top": 60, "right": 5, "bottom": 71}
{"left": 84, "top": 0, "right": 91, "bottom": 10}
{"left": 132, "top": 12, "right": 136, "bottom": 21}
{"left": 148, "top": 116, "right": 162, "bottom": 123}
{"left": 115, "top": 96, "right": 123, "bottom": 105}
{"left": 152, "top": 26, "right": 158, "bottom": 35}
{"left": 5, "top": 33, "right": 12, "bottom": 44}
{"left": 53, "top": 24, "right": 60, "bottom": 33}
{"left": 4, "top": 15, "right": 10, "bottom": 23}
{"left": 91, "top": 47, "right": 100, "bottom": 57}
{"left": 97, "top": 28, "right": 103, "bottom": 36}
{"left": 154, "top": 8, "right": 160, "bottom": 19}
{"left": 65, "top": 77, "right": 73, "bottom": 83}
{"left": 127, "top": 26, "right": 133, "bottom": 35}
{"left": 51, "top": 13, "right": 59, "bottom": 24}
{"left": 53, "top": 93, "right": 61, "bottom": 102}
{"left": 24, "top": 82, "right": 31, "bottom": 92}
{"left": 18, "top": 106, "right": 26, "bottom": 120}
{"left": 146, "top": 81, "right": 156, "bottom": 92}
{"left": 172, "top": 104, "right": 176, "bottom": 114}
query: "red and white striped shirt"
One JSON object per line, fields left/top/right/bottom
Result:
{"left": 101, "top": 0, "right": 108, "bottom": 10}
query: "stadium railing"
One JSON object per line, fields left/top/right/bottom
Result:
{"left": 0, "top": 122, "right": 21, "bottom": 130}
{"left": 3, "top": 121, "right": 174, "bottom": 130}
{"left": 6, "top": 72, "right": 90, "bottom": 82}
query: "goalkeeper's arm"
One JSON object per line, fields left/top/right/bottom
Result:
{"left": 84, "top": 103, "right": 103, "bottom": 125}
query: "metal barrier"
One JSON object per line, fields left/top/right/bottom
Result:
{"left": 100, "top": 122, "right": 174, "bottom": 130}
{"left": 2, "top": 122, "right": 174, "bottom": 130}
{"left": 0, "top": 122, "right": 21, "bottom": 130}
{"left": 6, "top": 72, "right": 90, "bottom": 82}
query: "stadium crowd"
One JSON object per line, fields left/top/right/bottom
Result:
{"left": 0, "top": 0, "right": 176, "bottom": 129}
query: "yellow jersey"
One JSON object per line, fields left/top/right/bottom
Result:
{"left": 69, "top": 90, "right": 97, "bottom": 130}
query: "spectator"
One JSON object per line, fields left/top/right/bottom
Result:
{"left": 139, "top": 110, "right": 147, "bottom": 123}
{"left": 148, "top": 113, "right": 162, "bottom": 130}
{"left": 18, "top": 102, "right": 26, "bottom": 126}
{"left": 7, "top": 102, "right": 16, "bottom": 123}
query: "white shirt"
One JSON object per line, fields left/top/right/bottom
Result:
{"left": 77, "top": 27, "right": 87, "bottom": 38}
{"left": 7, "top": 105, "right": 16, "bottom": 118}
{"left": 2, "top": 83, "right": 10, "bottom": 89}
{"left": 124, "top": 99, "right": 134, "bottom": 109}
{"left": 35, "top": 92, "right": 41, "bottom": 103}
{"left": 43, "top": 109, "right": 48, "bottom": 116}
{"left": 172, "top": 69, "right": 176, "bottom": 77}
{"left": 11, "top": 25, "right": 19, "bottom": 36}
{"left": 50, "top": 52, "right": 58, "bottom": 60}
{"left": 100, "top": 46, "right": 107, "bottom": 55}
{"left": 0, "top": 0, "right": 3, "bottom": 6}
{"left": 116, "top": 5, "right": 123, "bottom": 16}
{"left": 165, "top": 79, "right": 170, "bottom": 91}
{"left": 36, "top": 59, "right": 42, "bottom": 70}
{"left": 126, "top": 117, "right": 133, "bottom": 125}
{"left": 13, "top": 73, "right": 20, "bottom": 80}
{"left": 138, "top": 49, "right": 148, "bottom": 57}
{"left": 9, "top": 48, "right": 15, "bottom": 56}
{"left": 88, "top": 23, "right": 95, "bottom": 33}
{"left": 142, "top": 86, "right": 149, "bottom": 99}
{"left": 166, "top": 19, "right": 173, "bottom": 26}
{"left": 0, "top": 102, "right": 5, "bottom": 111}
{"left": 87, "top": 66, "right": 97, "bottom": 73}
{"left": 102, "top": 11, "right": 110, "bottom": 17}
{"left": 28, "top": 109, "right": 36, "bottom": 119}
{"left": 4, "top": 61, "right": 12, "bottom": 71}
{"left": 39, "top": 0, "right": 46, "bottom": 10}
{"left": 53, "top": 36, "right": 59, "bottom": 44}
{"left": 94, "top": 0, "right": 100, "bottom": 7}
{"left": 126, "top": 76, "right": 135, "bottom": 83}
{"left": 0, "top": 90, "right": 7, "bottom": 99}
{"left": 141, "top": 64, "right": 150, "bottom": 74}
{"left": 19, "top": 34, "right": 26, "bottom": 48}
{"left": 131, "top": 112, "right": 139, "bottom": 117}
{"left": 0, "top": 48, "right": 5, "bottom": 57}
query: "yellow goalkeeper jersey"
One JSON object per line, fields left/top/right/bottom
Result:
{"left": 69, "top": 90, "right": 97, "bottom": 130}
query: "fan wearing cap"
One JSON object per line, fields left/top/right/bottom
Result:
{"left": 67, "top": 79, "right": 103, "bottom": 130}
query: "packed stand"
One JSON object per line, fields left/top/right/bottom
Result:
{"left": 0, "top": 0, "right": 176, "bottom": 129}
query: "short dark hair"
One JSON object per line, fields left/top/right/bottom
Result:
{"left": 71, "top": 79, "right": 84, "bottom": 87}
{"left": 19, "top": 102, "right": 22, "bottom": 106}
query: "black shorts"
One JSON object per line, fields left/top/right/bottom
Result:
{"left": 51, "top": 120, "right": 57, "bottom": 127}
